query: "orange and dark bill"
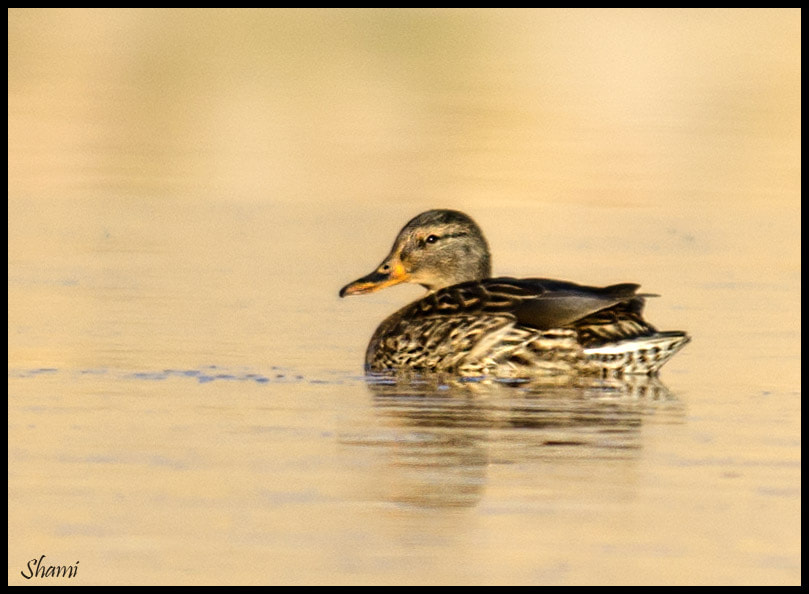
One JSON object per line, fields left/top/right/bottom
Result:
{"left": 339, "top": 261, "right": 409, "bottom": 297}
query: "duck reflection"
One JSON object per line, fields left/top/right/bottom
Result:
{"left": 341, "top": 376, "right": 684, "bottom": 509}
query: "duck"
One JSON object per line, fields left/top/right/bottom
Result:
{"left": 339, "top": 209, "right": 689, "bottom": 380}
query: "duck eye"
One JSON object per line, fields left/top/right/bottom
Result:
{"left": 425, "top": 235, "right": 440, "bottom": 244}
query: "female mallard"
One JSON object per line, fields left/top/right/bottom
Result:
{"left": 339, "top": 209, "right": 689, "bottom": 379}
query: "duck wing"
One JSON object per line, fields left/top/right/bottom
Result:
{"left": 407, "top": 277, "right": 648, "bottom": 331}
{"left": 500, "top": 278, "right": 644, "bottom": 329}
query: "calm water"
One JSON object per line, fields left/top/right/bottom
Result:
{"left": 8, "top": 9, "right": 800, "bottom": 585}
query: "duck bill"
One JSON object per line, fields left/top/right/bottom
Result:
{"left": 339, "top": 261, "right": 409, "bottom": 297}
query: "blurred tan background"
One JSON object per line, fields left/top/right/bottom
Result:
{"left": 9, "top": 8, "right": 800, "bottom": 205}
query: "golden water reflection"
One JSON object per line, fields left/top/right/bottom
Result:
{"left": 342, "top": 377, "right": 682, "bottom": 508}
